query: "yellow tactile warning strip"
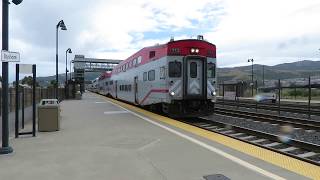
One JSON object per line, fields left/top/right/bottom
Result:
{"left": 99, "top": 94, "right": 320, "bottom": 179}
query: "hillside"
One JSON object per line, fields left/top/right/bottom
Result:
{"left": 218, "top": 60, "right": 320, "bottom": 83}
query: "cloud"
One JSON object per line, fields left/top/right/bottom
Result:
{"left": 205, "top": 0, "right": 320, "bottom": 67}
{"left": 77, "top": 0, "right": 223, "bottom": 53}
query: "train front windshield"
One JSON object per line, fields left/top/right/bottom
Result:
{"left": 169, "top": 61, "right": 182, "bottom": 77}
{"left": 207, "top": 63, "right": 216, "bottom": 78}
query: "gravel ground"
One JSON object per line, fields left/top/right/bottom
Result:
{"left": 206, "top": 113, "right": 320, "bottom": 145}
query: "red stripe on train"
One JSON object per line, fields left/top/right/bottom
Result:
{"left": 140, "top": 89, "right": 169, "bottom": 105}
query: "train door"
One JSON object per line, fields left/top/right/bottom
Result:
{"left": 134, "top": 76, "right": 138, "bottom": 104}
{"left": 115, "top": 81, "right": 118, "bottom": 98}
{"left": 185, "top": 57, "right": 204, "bottom": 97}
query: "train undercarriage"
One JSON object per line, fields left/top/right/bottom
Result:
{"left": 160, "top": 100, "right": 215, "bottom": 118}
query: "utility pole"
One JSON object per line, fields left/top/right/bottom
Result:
{"left": 248, "top": 58, "right": 254, "bottom": 96}
{"left": 262, "top": 65, "right": 265, "bottom": 86}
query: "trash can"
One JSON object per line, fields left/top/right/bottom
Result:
{"left": 75, "top": 91, "right": 82, "bottom": 100}
{"left": 38, "top": 99, "right": 60, "bottom": 132}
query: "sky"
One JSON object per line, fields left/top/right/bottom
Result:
{"left": 1, "top": 0, "right": 320, "bottom": 80}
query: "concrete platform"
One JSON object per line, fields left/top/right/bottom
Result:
{"left": 0, "top": 92, "right": 316, "bottom": 180}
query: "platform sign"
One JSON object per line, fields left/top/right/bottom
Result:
{"left": 19, "top": 64, "right": 33, "bottom": 74}
{"left": 1, "top": 50, "right": 20, "bottom": 62}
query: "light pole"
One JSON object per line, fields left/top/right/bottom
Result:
{"left": 65, "top": 48, "right": 72, "bottom": 99}
{"left": 56, "top": 20, "right": 67, "bottom": 100}
{"left": 248, "top": 58, "right": 254, "bottom": 96}
{"left": 70, "top": 60, "right": 73, "bottom": 81}
{"left": 1, "top": 0, "right": 23, "bottom": 155}
{"left": 65, "top": 48, "right": 72, "bottom": 84}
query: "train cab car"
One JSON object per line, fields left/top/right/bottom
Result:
{"left": 89, "top": 78, "right": 99, "bottom": 93}
{"left": 101, "top": 36, "right": 217, "bottom": 117}
{"left": 164, "top": 38, "right": 217, "bottom": 116}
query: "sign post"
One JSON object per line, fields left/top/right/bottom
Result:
{"left": 15, "top": 64, "right": 36, "bottom": 138}
{"left": 1, "top": 1, "right": 12, "bottom": 154}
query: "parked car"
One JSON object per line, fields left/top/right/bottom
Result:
{"left": 255, "top": 93, "right": 277, "bottom": 103}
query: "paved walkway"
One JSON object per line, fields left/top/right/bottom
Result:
{"left": 0, "top": 93, "right": 311, "bottom": 180}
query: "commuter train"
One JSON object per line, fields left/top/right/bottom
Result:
{"left": 95, "top": 36, "right": 217, "bottom": 117}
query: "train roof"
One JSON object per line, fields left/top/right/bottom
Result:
{"left": 112, "top": 39, "right": 216, "bottom": 74}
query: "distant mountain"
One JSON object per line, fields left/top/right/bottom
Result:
{"left": 37, "top": 72, "right": 101, "bottom": 87}
{"left": 218, "top": 60, "right": 320, "bottom": 83}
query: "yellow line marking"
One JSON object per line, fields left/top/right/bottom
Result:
{"left": 97, "top": 94, "right": 320, "bottom": 179}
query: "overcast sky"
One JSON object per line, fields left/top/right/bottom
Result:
{"left": 1, "top": 0, "right": 320, "bottom": 80}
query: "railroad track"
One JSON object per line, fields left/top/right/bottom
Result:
{"left": 216, "top": 99, "right": 320, "bottom": 116}
{"left": 95, "top": 92, "right": 320, "bottom": 165}
{"left": 181, "top": 117, "right": 320, "bottom": 166}
{"left": 214, "top": 107, "right": 320, "bottom": 131}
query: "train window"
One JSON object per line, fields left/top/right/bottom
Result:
{"left": 207, "top": 63, "right": 216, "bottom": 78}
{"left": 148, "top": 70, "right": 155, "bottom": 81}
{"left": 110, "top": 81, "right": 113, "bottom": 85}
{"left": 160, "top": 66, "right": 166, "bottom": 79}
{"left": 105, "top": 82, "right": 108, "bottom": 86}
{"left": 149, "top": 51, "right": 155, "bottom": 59}
{"left": 137, "top": 56, "right": 142, "bottom": 64}
{"left": 133, "top": 59, "right": 136, "bottom": 66}
{"left": 129, "top": 85, "right": 131, "bottom": 91}
{"left": 143, "top": 72, "right": 147, "bottom": 81}
{"left": 190, "top": 62, "right": 197, "bottom": 78}
{"left": 169, "top": 61, "right": 181, "bottom": 77}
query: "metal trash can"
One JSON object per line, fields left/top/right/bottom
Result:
{"left": 38, "top": 99, "right": 60, "bottom": 132}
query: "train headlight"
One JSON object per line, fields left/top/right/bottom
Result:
{"left": 190, "top": 48, "right": 199, "bottom": 53}
{"left": 170, "top": 91, "right": 175, "bottom": 96}
{"left": 211, "top": 91, "right": 216, "bottom": 96}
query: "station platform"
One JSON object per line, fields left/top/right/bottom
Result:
{"left": 0, "top": 92, "right": 318, "bottom": 180}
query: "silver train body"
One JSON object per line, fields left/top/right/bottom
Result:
{"left": 96, "top": 39, "right": 217, "bottom": 117}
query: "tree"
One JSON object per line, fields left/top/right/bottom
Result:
{"left": 48, "top": 80, "right": 57, "bottom": 88}
{"left": 20, "top": 76, "right": 39, "bottom": 87}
